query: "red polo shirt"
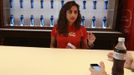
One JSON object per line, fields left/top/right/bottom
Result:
{"left": 51, "top": 25, "right": 87, "bottom": 48}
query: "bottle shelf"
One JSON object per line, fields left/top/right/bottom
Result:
{"left": 1, "top": 0, "right": 118, "bottom": 30}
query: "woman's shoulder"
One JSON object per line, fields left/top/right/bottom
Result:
{"left": 51, "top": 24, "right": 58, "bottom": 36}
{"left": 52, "top": 24, "right": 58, "bottom": 32}
{"left": 80, "top": 26, "right": 87, "bottom": 30}
{"left": 53, "top": 24, "right": 58, "bottom": 28}
{"left": 52, "top": 24, "right": 58, "bottom": 30}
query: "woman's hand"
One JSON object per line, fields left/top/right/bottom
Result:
{"left": 87, "top": 32, "right": 96, "bottom": 47}
{"left": 89, "top": 62, "right": 107, "bottom": 75}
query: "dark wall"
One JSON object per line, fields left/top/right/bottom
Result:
{"left": 0, "top": 0, "right": 3, "bottom": 27}
{"left": 0, "top": 29, "right": 123, "bottom": 50}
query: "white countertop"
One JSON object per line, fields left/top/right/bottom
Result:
{"left": 0, "top": 46, "right": 133, "bottom": 75}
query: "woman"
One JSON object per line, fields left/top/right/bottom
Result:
{"left": 50, "top": 1, "right": 96, "bottom": 49}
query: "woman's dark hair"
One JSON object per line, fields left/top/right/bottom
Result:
{"left": 57, "top": 1, "right": 82, "bottom": 35}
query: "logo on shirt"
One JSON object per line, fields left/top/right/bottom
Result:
{"left": 68, "top": 32, "right": 76, "bottom": 37}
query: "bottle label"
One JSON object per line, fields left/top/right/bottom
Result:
{"left": 113, "top": 52, "right": 126, "bottom": 60}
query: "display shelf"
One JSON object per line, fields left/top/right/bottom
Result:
{"left": 1, "top": 0, "right": 118, "bottom": 30}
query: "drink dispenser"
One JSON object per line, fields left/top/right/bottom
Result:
{"left": 50, "top": 15, "right": 54, "bottom": 27}
{"left": 50, "top": 0, "right": 54, "bottom": 9}
{"left": 104, "top": 0, "right": 108, "bottom": 10}
{"left": 83, "top": 0, "right": 86, "bottom": 9}
{"left": 81, "top": 16, "right": 85, "bottom": 26}
{"left": 30, "top": 15, "right": 34, "bottom": 27}
{"left": 102, "top": 16, "right": 107, "bottom": 29}
{"left": 61, "top": 0, "right": 64, "bottom": 8}
{"left": 20, "top": 0, "right": 23, "bottom": 8}
{"left": 31, "top": 0, "right": 34, "bottom": 9}
{"left": 19, "top": 15, "right": 24, "bottom": 26}
{"left": 40, "top": 0, "right": 44, "bottom": 9}
{"left": 91, "top": 16, "right": 96, "bottom": 28}
{"left": 40, "top": 15, "right": 45, "bottom": 27}
{"left": 10, "top": 14, "right": 15, "bottom": 26}
{"left": 93, "top": 0, "right": 97, "bottom": 9}
{"left": 10, "top": 0, "right": 13, "bottom": 8}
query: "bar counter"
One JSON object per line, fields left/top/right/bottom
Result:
{"left": 0, "top": 46, "right": 133, "bottom": 75}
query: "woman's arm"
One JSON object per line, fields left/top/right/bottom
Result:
{"left": 50, "top": 25, "right": 57, "bottom": 48}
{"left": 80, "top": 27, "right": 96, "bottom": 49}
{"left": 82, "top": 38, "right": 89, "bottom": 49}
{"left": 81, "top": 33, "right": 96, "bottom": 49}
{"left": 87, "top": 32, "right": 96, "bottom": 48}
{"left": 50, "top": 36, "right": 56, "bottom": 48}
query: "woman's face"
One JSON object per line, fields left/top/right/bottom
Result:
{"left": 66, "top": 6, "right": 78, "bottom": 25}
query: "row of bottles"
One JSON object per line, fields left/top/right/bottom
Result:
{"left": 5, "top": 0, "right": 116, "bottom": 29}
{"left": 10, "top": 15, "right": 107, "bottom": 28}
{"left": 92, "top": 0, "right": 109, "bottom": 10}
{"left": 9, "top": 0, "right": 109, "bottom": 10}
{"left": 10, "top": 15, "right": 54, "bottom": 27}
{"left": 80, "top": 16, "right": 107, "bottom": 28}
